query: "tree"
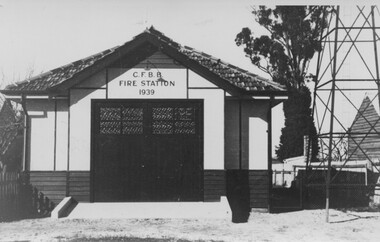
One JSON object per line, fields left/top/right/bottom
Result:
{"left": 235, "top": 6, "right": 331, "bottom": 161}
{"left": 0, "top": 68, "right": 32, "bottom": 173}
{"left": 320, "top": 134, "right": 348, "bottom": 162}
{"left": 0, "top": 96, "right": 24, "bottom": 173}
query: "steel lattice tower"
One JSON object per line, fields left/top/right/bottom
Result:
{"left": 310, "top": 5, "right": 380, "bottom": 222}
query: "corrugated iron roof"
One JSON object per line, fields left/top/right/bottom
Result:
{"left": 2, "top": 27, "right": 285, "bottom": 95}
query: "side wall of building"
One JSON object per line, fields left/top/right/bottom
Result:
{"left": 225, "top": 99, "right": 270, "bottom": 209}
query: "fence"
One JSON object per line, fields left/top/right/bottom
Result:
{"left": 0, "top": 172, "right": 21, "bottom": 221}
{"left": 273, "top": 170, "right": 298, "bottom": 187}
{"left": 271, "top": 166, "right": 380, "bottom": 212}
{"left": 271, "top": 169, "right": 303, "bottom": 212}
{"left": 0, "top": 172, "right": 55, "bottom": 222}
{"left": 298, "top": 168, "right": 379, "bottom": 209}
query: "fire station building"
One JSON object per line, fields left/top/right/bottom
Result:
{"left": 1, "top": 27, "right": 286, "bottom": 211}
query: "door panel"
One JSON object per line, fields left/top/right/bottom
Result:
{"left": 92, "top": 100, "right": 203, "bottom": 202}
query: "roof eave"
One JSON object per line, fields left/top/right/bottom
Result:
{"left": 0, "top": 89, "right": 69, "bottom": 98}
{"left": 0, "top": 89, "right": 49, "bottom": 95}
{"left": 247, "top": 90, "right": 288, "bottom": 96}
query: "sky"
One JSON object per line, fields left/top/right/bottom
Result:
{"left": 0, "top": 0, "right": 269, "bottom": 86}
{"left": 1, "top": 0, "right": 375, "bottom": 86}
{"left": 0, "top": 0, "right": 285, "bottom": 153}
{"left": 0, "top": 0, "right": 379, "bottom": 156}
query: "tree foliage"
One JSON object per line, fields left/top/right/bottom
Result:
{"left": 236, "top": 6, "right": 330, "bottom": 88}
{"left": 235, "top": 6, "right": 331, "bottom": 161}
{"left": 0, "top": 99, "right": 24, "bottom": 173}
{"left": 276, "top": 86, "right": 319, "bottom": 161}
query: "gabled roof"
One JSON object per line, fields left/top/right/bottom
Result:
{"left": 348, "top": 96, "right": 380, "bottom": 160}
{"left": 350, "top": 96, "right": 380, "bottom": 128}
{"left": 1, "top": 27, "right": 286, "bottom": 97}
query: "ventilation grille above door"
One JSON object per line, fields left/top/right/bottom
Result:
{"left": 152, "top": 107, "right": 196, "bottom": 135}
{"left": 97, "top": 103, "right": 199, "bottom": 136}
{"left": 99, "top": 107, "right": 144, "bottom": 135}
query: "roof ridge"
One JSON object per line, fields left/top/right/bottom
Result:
{"left": 2, "top": 27, "right": 286, "bottom": 94}
{"left": 148, "top": 26, "right": 181, "bottom": 49}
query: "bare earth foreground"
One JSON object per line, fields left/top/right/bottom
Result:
{"left": 1, "top": 209, "right": 380, "bottom": 242}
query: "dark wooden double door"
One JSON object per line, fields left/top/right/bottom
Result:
{"left": 92, "top": 100, "right": 203, "bottom": 202}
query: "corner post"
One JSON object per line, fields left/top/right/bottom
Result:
{"left": 268, "top": 95, "right": 273, "bottom": 212}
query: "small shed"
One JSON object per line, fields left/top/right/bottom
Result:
{"left": 1, "top": 27, "right": 287, "bottom": 210}
{"left": 348, "top": 96, "right": 380, "bottom": 161}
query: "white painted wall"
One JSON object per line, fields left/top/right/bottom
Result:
{"left": 189, "top": 89, "right": 224, "bottom": 170}
{"left": 188, "top": 70, "right": 224, "bottom": 169}
{"left": 55, "top": 100, "right": 69, "bottom": 170}
{"left": 188, "top": 70, "right": 217, "bottom": 88}
{"left": 249, "top": 117, "right": 268, "bottom": 170}
{"left": 69, "top": 88, "right": 106, "bottom": 170}
{"left": 27, "top": 100, "right": 55, "bottom": 171}
{"left": 29, "top": 65, "right": 225, "bottom": 171}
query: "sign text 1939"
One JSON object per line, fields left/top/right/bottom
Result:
{"left": 139, "top": 89, "right": 155, "bottom": 95}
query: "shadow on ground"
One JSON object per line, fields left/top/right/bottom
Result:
{"left": 68, "top": 237, "right": 223, "bottom": 242}
{"left": 270, "top": 187, "right": 302, "bottom": 213}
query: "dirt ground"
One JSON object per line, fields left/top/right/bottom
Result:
{"left": 1, "top": 209, "right": 380, "bottom": 242}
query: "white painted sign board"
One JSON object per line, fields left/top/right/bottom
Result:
{"left": 108, "top": 68, "right": 187, "bottom": 99}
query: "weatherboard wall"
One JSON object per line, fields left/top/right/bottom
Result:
{"left": 348, "top": 97, "right": 380, "bottom": 160}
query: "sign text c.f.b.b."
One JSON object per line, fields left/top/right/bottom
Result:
{"left": 132, "top": 71, "right": 162, "bottom": 78}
